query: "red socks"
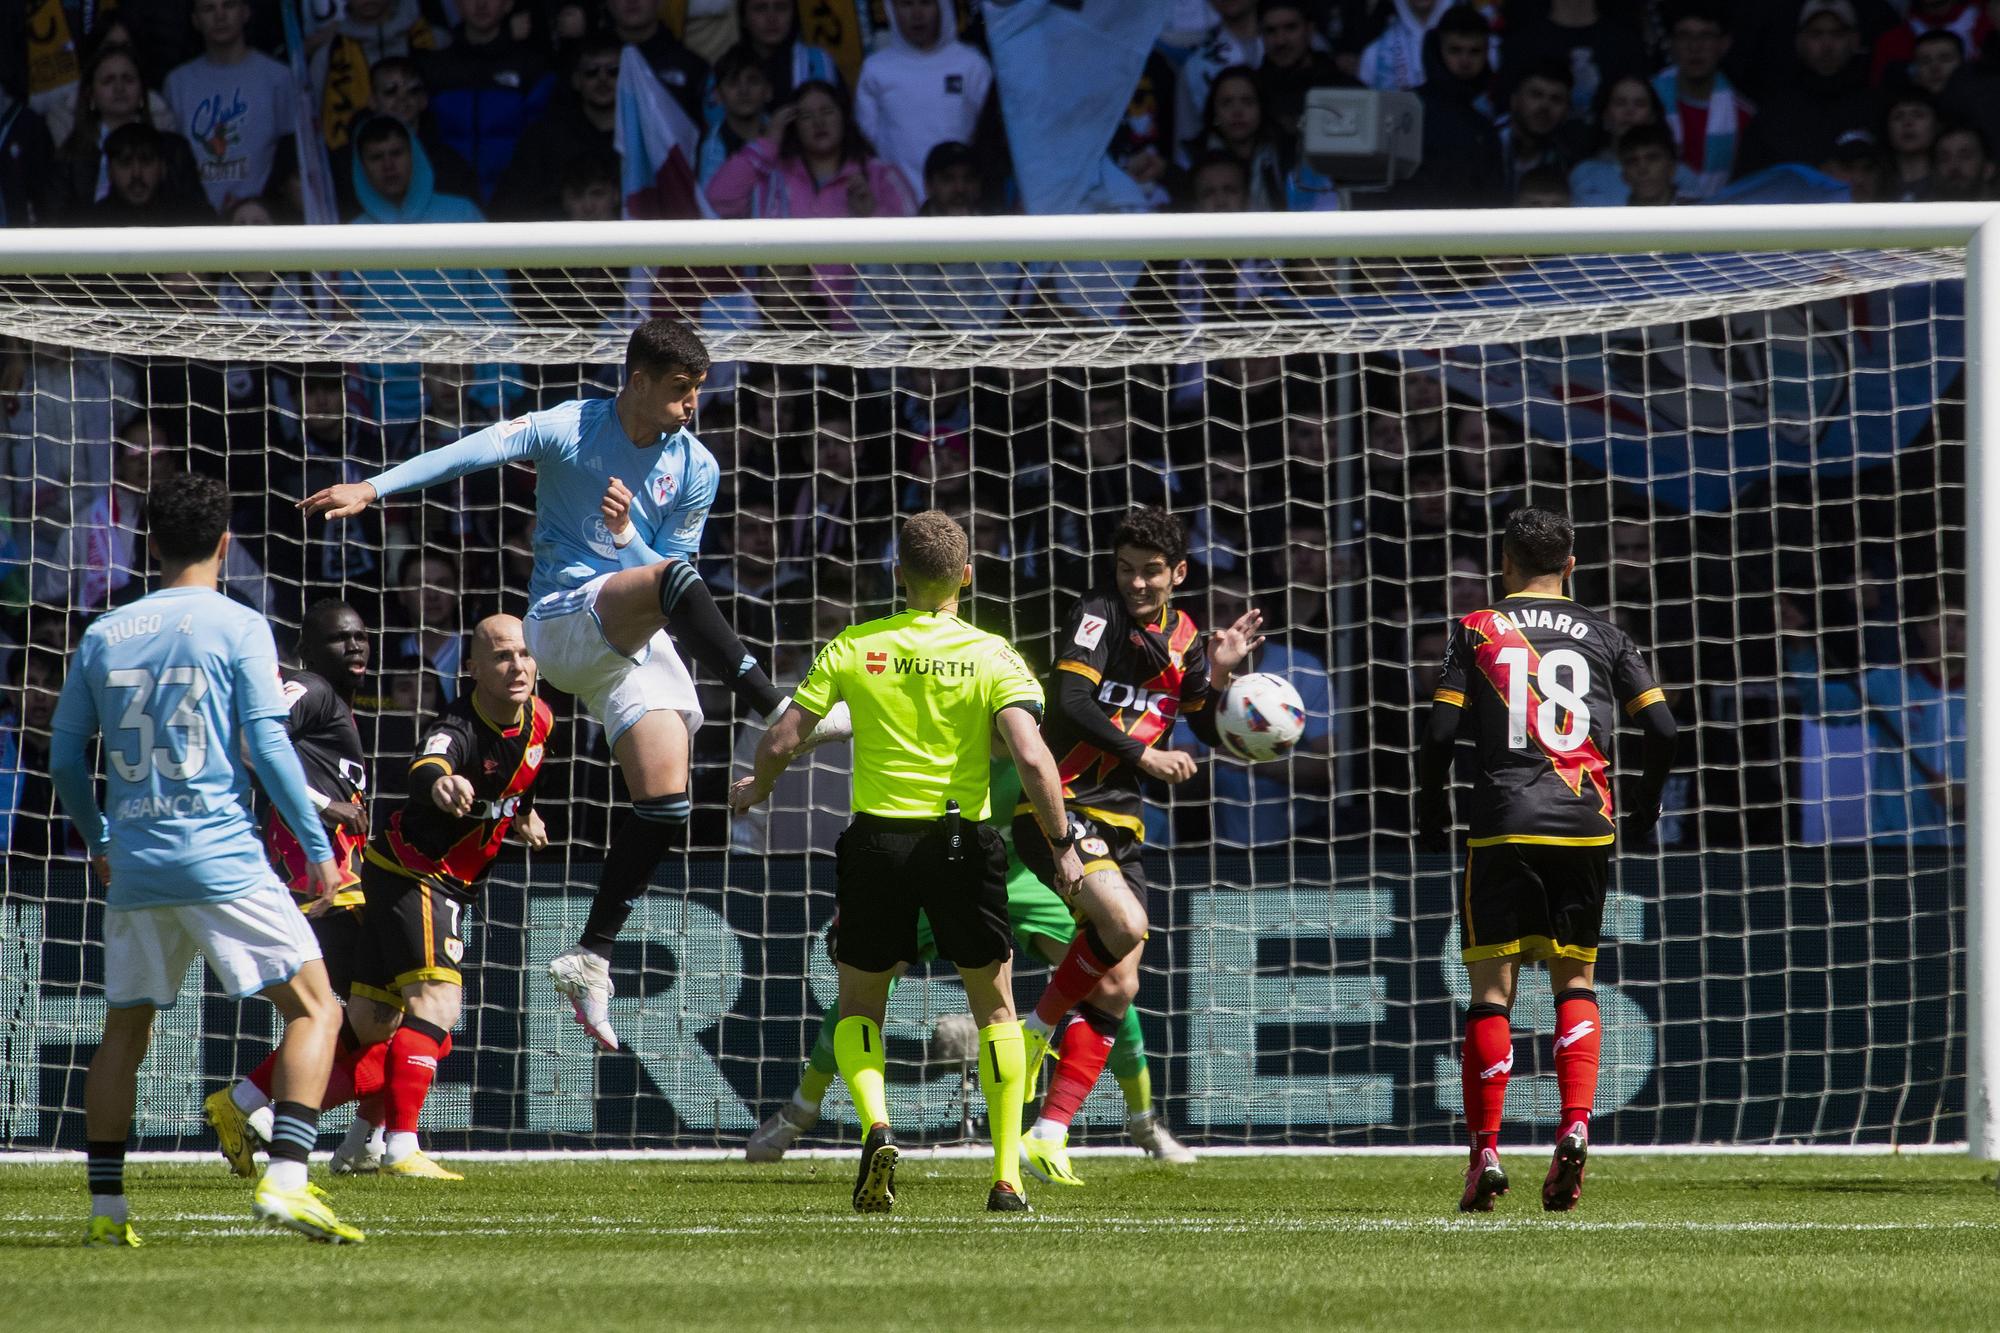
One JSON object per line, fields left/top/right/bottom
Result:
{"left": 1553, "top": 988, "right": 1601, "bottom": 1130}
{"left": 1038, "top": 1004, "right": 1120, "bottom": 1130}
{"left": 1462, "top": 1004, "right": 1512, "bottom": 1155}
{"left": 1034, "top": 926, "right": 1122, "bottom": 1028}
{"left": 382, "top": 1016, "right": 450, "bottom": 1134}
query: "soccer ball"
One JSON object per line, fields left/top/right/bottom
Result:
{"left": 1217, "top": 673, "right": 1307, "bottom": 762}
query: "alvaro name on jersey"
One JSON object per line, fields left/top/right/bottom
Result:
{"left": 1034, "top": 590, "right": 1215, "bottom": 830}
{"left": 1433, "top": 593, "right": 1666, "bottom": 847}
{"left": 363, "top": 694, "right": 554, "bottom": 902}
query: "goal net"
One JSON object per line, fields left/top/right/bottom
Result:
{"left": 0, "top": 214, "right": 1980, "bottom": 1153}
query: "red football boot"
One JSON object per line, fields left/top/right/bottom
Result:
{"left": 1459, "top": 1147, "right": 1509, "bottom": 1213}
{"left": 1542, "top": 1121, "right": 1589, "bottom": 1212}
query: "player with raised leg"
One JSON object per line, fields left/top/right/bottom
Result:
{"left": 746, "top": 758, "right": 1193, "bottom": 1165}
{"left": 302, "top": 320, "right": 840, "bottom": 1052}
{"left": 1011, "top": 507, "right": 1261, "bottom": 1187}
{"left": 206, "top": 599, "right": 377, "bottom": 1175}
{"left": 1417, "top": 507, "right": 1677, "bottom": 1213}
{"left": 50, "top": 473, "right": 364, "bottom": 1245}
{"left": 732, "top": 511, "right": 1085, "bottom": 1213}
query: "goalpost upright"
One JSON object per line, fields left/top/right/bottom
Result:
{"left": 0, "top": 203, "right": 1996, "bottom": 1157}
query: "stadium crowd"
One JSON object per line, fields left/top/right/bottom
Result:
{"left": 0, "top": 0, "right": 1974, "bottom": 862}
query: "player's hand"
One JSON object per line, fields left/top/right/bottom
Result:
{"left": 432, "top": 773, "right": 477, "bottom": 817}
{"left": 1051, "top": 843, "right": 1086, "bottom": 899}
{"left": 90, "top": 854, "right": 112, "bottom": 890}
{"left": 305, "top": 859, "right": 341, "bottom": 917}
{"left": 516, "top": 809, "right": 549, "bottom": 849}
{"left": 728, "top": 775, "right": 770, "bottom": 813}
{"left": 299, "top": 481, "right": 378, "bottom": 520}
{"left": 1622, "top": 803, "right": 1661, "bottom": 846}
{"left": 600, "top": 476, "right": 635, "bottom": 538}
{"left": 321, "top": 799, "right": 369, "bottom": 838}
{"left": 845, "top": 171, "right": 877, "bottom": 218}
{"left": 1138, "top": 748, "right": 1198, "bottom": 784}
{"left": 1208, "top": 609, "right": 1266, "bottom": 674}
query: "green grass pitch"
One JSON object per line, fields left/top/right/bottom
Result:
{"left": 3, "top": 1155, "right": 1996, "bottom": 1331}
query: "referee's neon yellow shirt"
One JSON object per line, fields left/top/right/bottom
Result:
{"left": 793, "top": 609, "right": 1044, "bottom": 819}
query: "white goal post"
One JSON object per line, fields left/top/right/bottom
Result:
{"left": 0, "top": 204, "right": 1995, "bottom": 1159}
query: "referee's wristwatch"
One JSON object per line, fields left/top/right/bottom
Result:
{"left": 1050, "top": 812, "right": 1087, "bottom": 851}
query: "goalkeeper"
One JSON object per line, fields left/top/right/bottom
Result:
{"left": 745, "top": 757, "right": 1194, "bottom": 1166}
{"left": 731, "top": 510, "right": 1084, "bottom": 1214}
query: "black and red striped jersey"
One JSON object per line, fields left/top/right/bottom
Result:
{"left": 363, "top": 693, "right": 553, "bottom": 902}
{"left": 1433, "top": 593, "right": 1664, "bottom": 846}
{"left": 1035, "top": 590, "right": 1215, "bottom": 831}
{"left": 265, "top": 668, "right": 368, "bottom": 907}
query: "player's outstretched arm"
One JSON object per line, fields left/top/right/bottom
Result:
{"left": 299, "top": 416, "right": 546, "bottom": 519}
{"left": 997, "top": 706, "right": 1086, "bottom": 897}
{"left": 730, "top": 701, "right": 824, "bottom": 812}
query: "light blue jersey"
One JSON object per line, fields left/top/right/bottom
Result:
{"left": 49, "top": 588, "right": 332, "bottom": 909}
{"left": 367, "top": 398, "right": 718, "bottom": 602}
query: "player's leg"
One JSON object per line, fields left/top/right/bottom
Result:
{"left": 1022, "top": 952, "right": 1138, "bottom": 1187}
{"left": 83, "top": 1002, "right": 153, "bottom": 1247}
{"left": 550, "top": 704, "right": 690, "bottom": 1050}
{"left": 379, "top": 978, "right": 465, "bottom": 1179}
{"left": 591, "top": 559, "right": 788, "bottom": 719}
{"left": 954, "top": 957, "right": 1029, "bottom": 1212}
{"left": 747, "top": 956, "right": 910, "bottom": 1163}
{"left": 834, "top": 963, "right": 901, "bottom": 1213}
{"left": 1021, "top": 865, "right": 1145, "bottom": 1095}
{"left": 1460, "top": 955, "right": 1519, "bottom": 1213}
{"left": 328, "top": 995, "right": 401, "bottom": 1174}
{"left": 252, "top": 960, "right": 365, "bottom": 1242}
{"left": 1543, "top": 956, "right": 1599, "bottom": 1212}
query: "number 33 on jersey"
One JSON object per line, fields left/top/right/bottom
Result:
{"left": 1432, "top": 594, "right": 1665, "bottom": 847}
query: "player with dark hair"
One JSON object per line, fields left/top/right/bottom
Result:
{"left": 1010, "top": 505, "right": 1265, "bottom": 1187}
{"left": 50, "top": 473, "right": 363, "bottom": 1244}
{"left": 301, "top": 319, "right": 843, "bottom": 1053}
{"left": 1418, "top": 506, "right": 1678, "bottom": 1213}
{"left": 206, "top": 599, "right": 378, "bottom": 1174}
{"left": 732, "top": 510, "right": 1084, "bottom": 1213}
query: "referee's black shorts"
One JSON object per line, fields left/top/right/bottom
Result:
{"left": 1459, "top": 841, "right": 1610, "bottom": 965}
{"left": 833, "top": 813, "right": 1011, "bottom": 972}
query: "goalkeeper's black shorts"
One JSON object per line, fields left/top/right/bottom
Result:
{"left": 1458, "top": 842, "right": 1609, "bottom": 965}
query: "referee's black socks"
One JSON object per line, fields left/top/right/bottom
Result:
{"left": 656, "top": 561, "right": 786, "bottom": 720}
{"left": 582, "top": 793, "right": 691, "bottom": 955}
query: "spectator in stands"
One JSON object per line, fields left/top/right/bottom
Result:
{"left": 1257, "top": 0, "right": 1356, "bottom": 139}
{"left": 1820, "top": 127, "right": 1891, "bottom": 201}
{"left": 1514, "top": 163, "right": 1571, "bottom": 207}
{"left": 1497, "top": 59, "right": 1579, "bottom": 197}
{"left": 1203, "top": 574, "right": 1334, "bottom": 849}
{"left": 86, "top": 122, "right": 216, "bottom": 224}
{"left": 1910, "top": 27, "right": 1968, "bottom": 94}
{"left": 1884, "top": 89, "right": 1944, "bottom": 199}
{"left": 1112, "top": 48, "right": 1178, "bottom": 210}
{"left": 854, "top": 0, "right": 991, "bottom": 206}
{"left": 1500, "top": 0, "right": 1648, "bottom": 119}
{"left": 858, "top": 141, "right": 1025, "bottom": 330}
{"left": 49, "top": 39, "right": 199, "bottom": 223}
{"left": 164, "top": 0, "right": 301, "bottom": 213}
{"left": 1933, "top": 123, "right": 1999, "bottom": 198}
{"left": 1737, "top": 2, "right": 1874, "bottom": 177}
{"left": 1391, "top": 6, "right": 1503, "bottom": 209}
{"left": 1872, "top": 0, "right": 1991, "bottom": 87}
{"left": 261, "top": 367, "right": 386, "bottom": 619}
{"left": 347, "top": 113, "right": 483, "bottom": 227}
{"left": 493, "top": 37, "right": 619, "bottom": 220}
{"left": 1653, "top": 1, "right": 1754, "bottom": 199}
{"left": 307, "top": 0, "right": 445, "bottom": 152}
{"left": 0, "top": 80, "right": 59, "bottom": 227}
{"left": 1176, "top": 0, "right": 1262, "bottom": 166}
{"left": 1182, "top": 67, "right": 1293, "bottom": 212}
{"left": 1358, "top": 0, "right": 1449, "bottom": 92}
{"left": 1571, "top": 74, "right": 1701, "bottom": 207}
{"left": 0, "top": 645, "right": 77, "bottom": 860}
{"left": 391, "top": 548, "right": 468, "bottom": 704}
{"left": 700, "top": 43, "right": 773, "bottom": 188}
{"left": 603, "top": 0, "right": 710, "bottom": 121}
{"left": 329, "top": 56, "right": 480, "bottom": 220}
{"left": 727, "top": 0, "right": 842, "bottom": 113}
{"left": 419, "top": 0, "right": 555, "bottom": 206}
{"left": 1858, "top": 597, "right": 1967, "bottom": 845}
{"left": 1618, "top": 123, "right": 1686, "bottom": 206}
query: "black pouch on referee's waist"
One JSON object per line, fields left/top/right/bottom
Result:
{"left": 943, "top": 800, "right": 965, "bottom": 864}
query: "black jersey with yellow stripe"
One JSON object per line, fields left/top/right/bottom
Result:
{"left": 265, "top": 668, "right": 368, "bottom": 908}
{"left": 1029, "top": 590, "right": 1214, "bottom": 832}
{"left": 364, "top": 693, "right": 553, "bottom": 902}
{"left": 1432, "top": 592, "right": 1664, "bottom": 846}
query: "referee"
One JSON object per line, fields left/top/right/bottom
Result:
{"left": 731, "top": 510, "right": 1085, "bottom": 1215}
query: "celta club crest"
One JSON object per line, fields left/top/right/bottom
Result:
{"left": 652, "top": 473, "right": 678, "bottom": 507}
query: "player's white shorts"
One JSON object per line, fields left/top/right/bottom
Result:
{"left": 104, "top": 876, "right": 322, "bottom": 1010}
{"left": 525, "top": 572, "right": 704, "bottom": 746}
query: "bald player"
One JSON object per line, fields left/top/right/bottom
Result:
{"left": 332, "top": 614, "right": 553, "bottom": 1179}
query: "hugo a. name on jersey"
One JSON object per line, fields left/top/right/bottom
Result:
{"left": 1433, "top": 594, "right": 1665, "bottom": 847}
{"left": 1043, "top": 591, "right": 1214, "bottom": 826}
{"left": 266, "top": 667, "right": 368, "bottom": 904}
{"left": 363, "top": 695, "right": 553, "bottom": 902}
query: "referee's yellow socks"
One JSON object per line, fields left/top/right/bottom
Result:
{"left": 980, "top": 1021, "right": 1026, "bottom": 1190}
{"left": 833, "top": 1017, "right": 891, "bottom": 1131}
